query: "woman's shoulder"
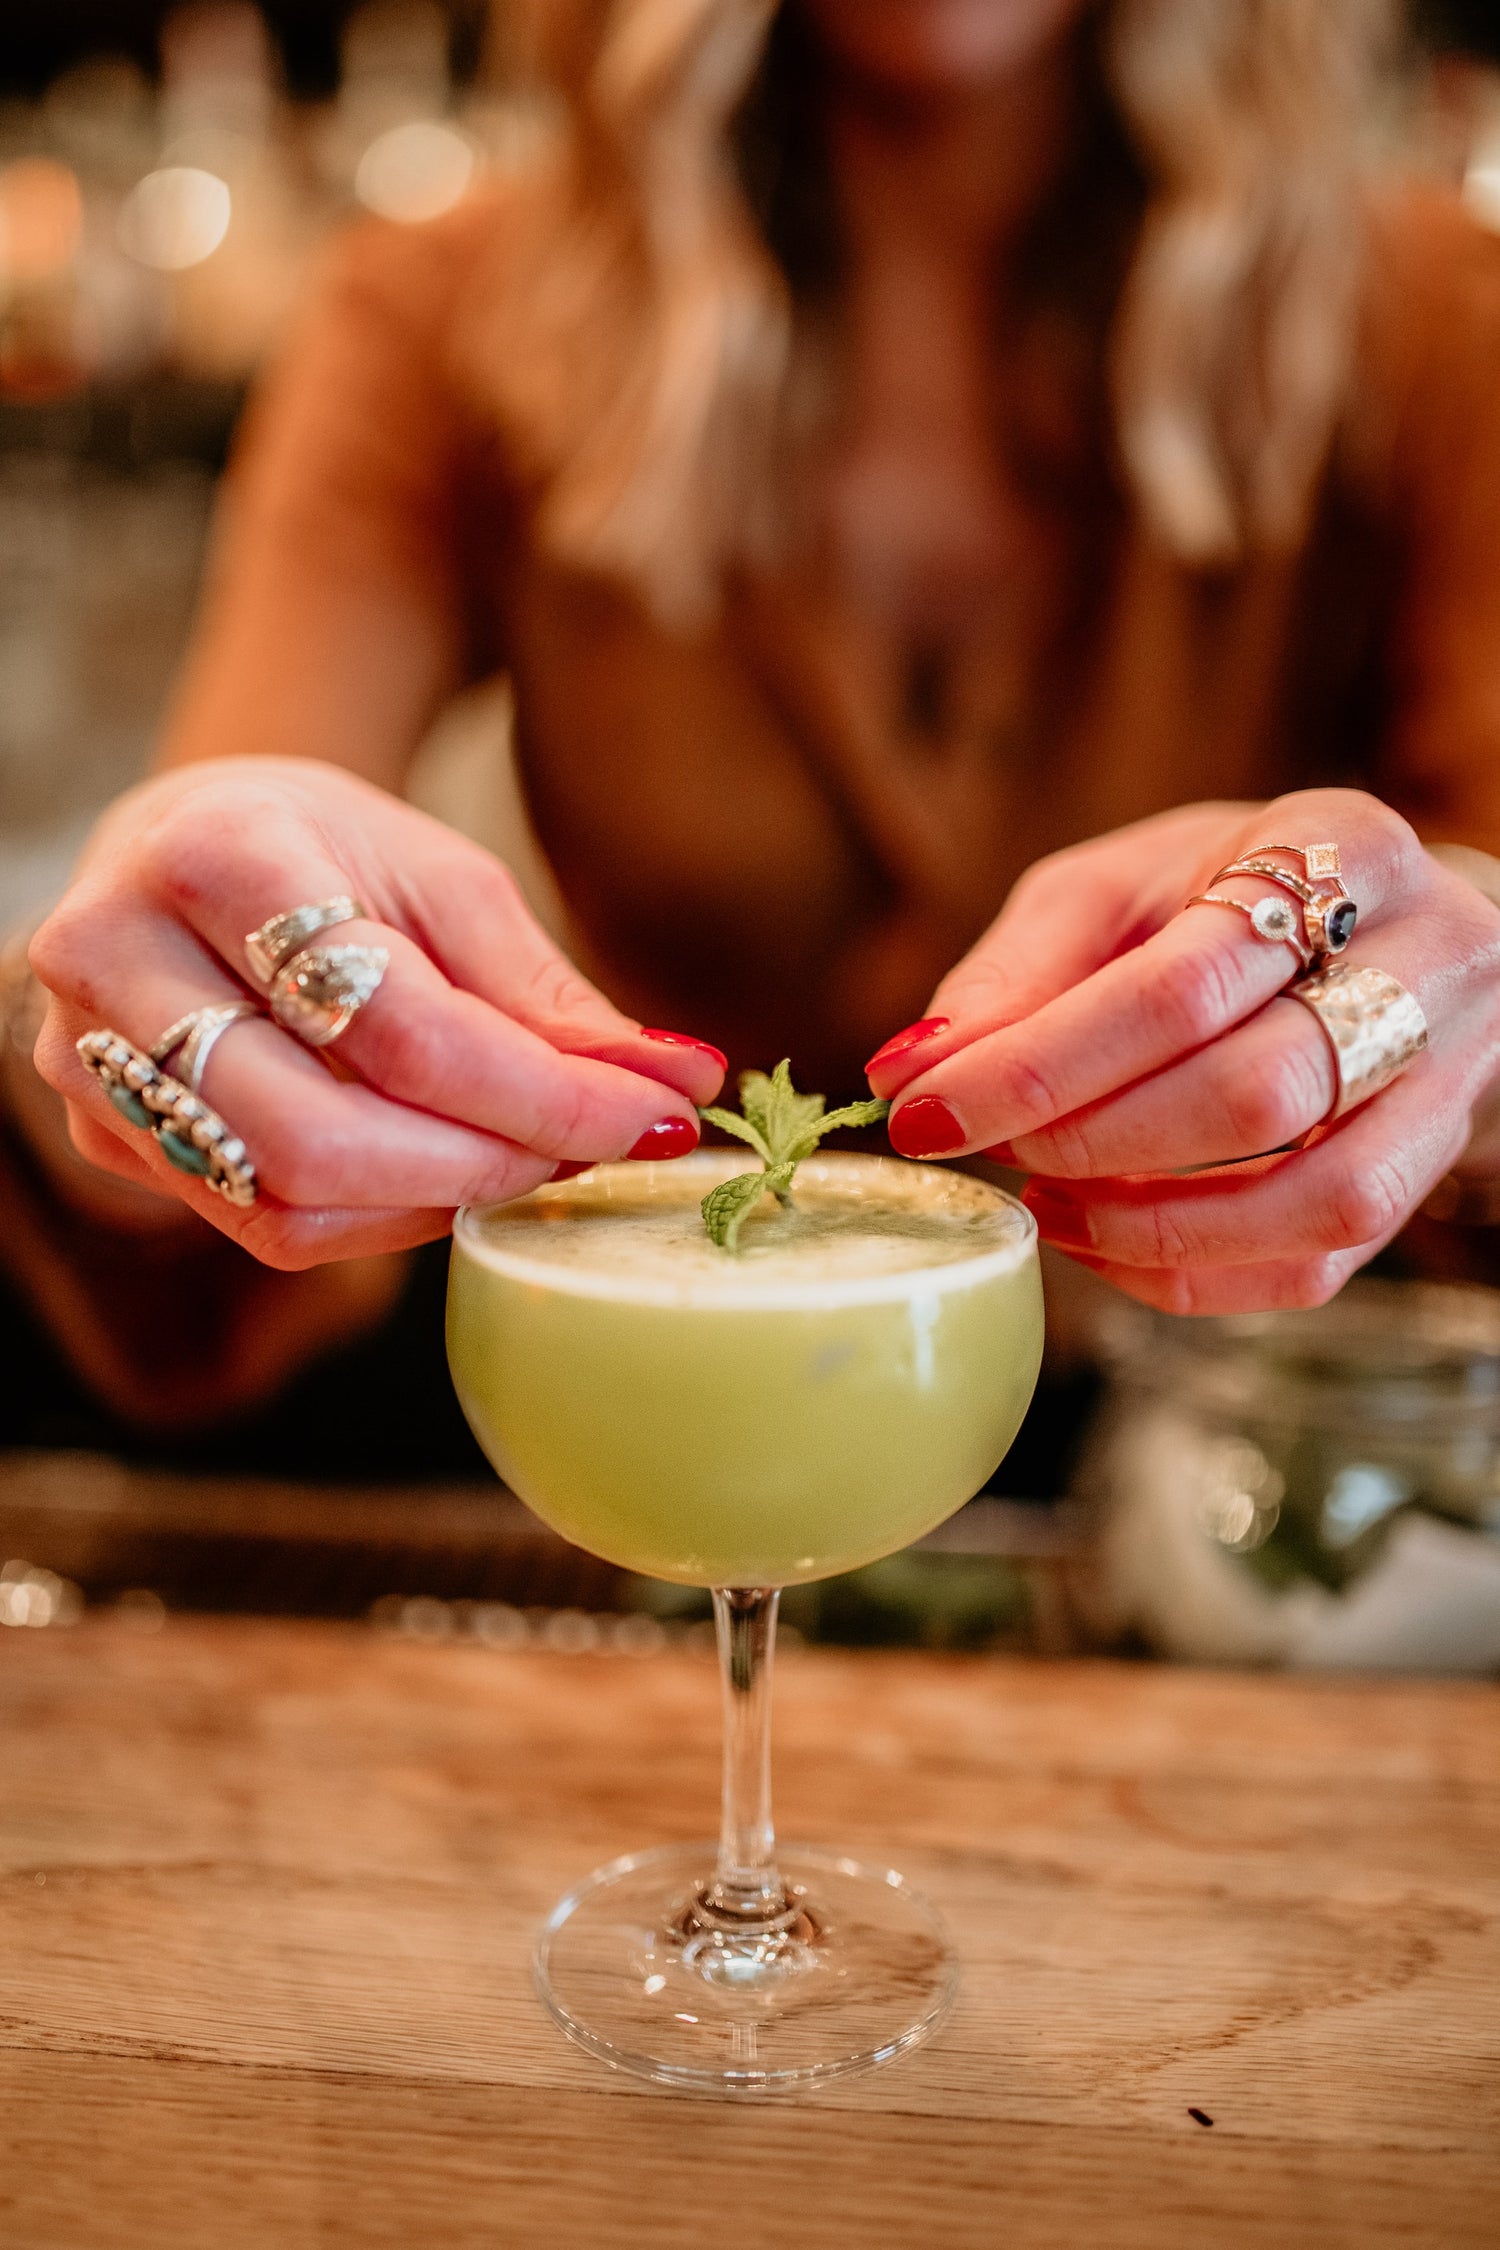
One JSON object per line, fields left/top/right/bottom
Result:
{"left": 306, "top": 175, "right": 549, "bottom": 343}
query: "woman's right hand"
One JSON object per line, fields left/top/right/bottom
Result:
{"left": 27, "top": 758, "right": 724, "bottom": 1269}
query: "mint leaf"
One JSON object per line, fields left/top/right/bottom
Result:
{"left": 702, "top": 1163, "right": 794, "bottom": 1252}
{"left": 696, "top": 1106, "right": 774, "bottom": 1164}
{"left": 815, "top": 1098, "right": 893, "bottom": 1136}
{"left": 740, "top": 1060, "right": 825, "bottom": 1158}
{"left": 697, "top": 1062, "right": 891, "bottom": 1250}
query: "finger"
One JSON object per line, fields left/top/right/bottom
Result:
{"left": 70, "top": 1085, "right": 452, "bottom": 1264}
{"left": 1055, "top": 1244, "right": 1371, "bottom": 1316}
{"left": 1020, "top": 1067, "right": 1462, "bottom": 1273}
{"left": 867, "top": 804, "right": 1257, "bottom": 1096}
{"left": 886, "top": 827, "right": 1427, "bottom": 1159}
{"left": 254, "top": 919, "right": 701, "bottom": 1159}
{"left": 67, "top": 1103, "right": 183, "bottom": 1196}
{"left": 132, "top": 769, "right": 725, "bottom": 1104}
{"left": 35, "top": 971, "right": 560, "bottom": 1217}
{"left": 384, "top": 827, "right": 728, "bottom": 1103}
{"left": 1000, "top": 989, "right": 1336, "bottom": 1176}
{"left": 34, "top": 893, "right": 699, "bottom": 1175}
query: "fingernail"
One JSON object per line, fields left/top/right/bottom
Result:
{"left": 983, "top": 1142, "right": 1019, "bottom": 1166}
{"left": 642, "top": 1029, "right": 728, "bottom": 1072}
{"left": 865, "top": 1017, "right": 950, "bottom": 1077}
{"left": 888, "top": 1097, "right": 965, "bottom": 1158}
{"left": 549, "top": 1159, "right": 594, "bottom": 1182}
{"left": 627, "top": 1116, "right": 700, "bottom": 1161}
{"left": 1023, "top": 1184, "right": 1093, "bottom": 1250}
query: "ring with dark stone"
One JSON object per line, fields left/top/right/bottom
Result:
{"left": 76, "top": 1027, "right": 257, "bottom": 1206}
{"left": 1216, "top": 855, "right": 1360, "bottom": 967}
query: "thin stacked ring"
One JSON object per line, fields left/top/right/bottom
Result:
{"left": 1187, "top": 840, "right": 1357, "bottom": 970}
{"left": 1181, "top": 837, "right": 1427, "bottom": 1127}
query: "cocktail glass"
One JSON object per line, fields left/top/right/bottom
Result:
{"left": 447, "top": 1150, "right": 1042, "bottom": 2092}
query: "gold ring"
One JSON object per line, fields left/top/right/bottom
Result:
{"left": 1287, "top": 963, "right": 1428, "bottom": 1121}
{"left": 1219, "top": 858, "right": 1358, "bottom": 959}
{"left": 1185, "top": 891, "right": 1313, "bottom": 968}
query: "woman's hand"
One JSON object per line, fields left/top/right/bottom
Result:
{"left": 28, "top": 758, "right": 725, "bottom": 1269}
{"left": 866, "top": 790, "right": 1500, "bottom": 1313}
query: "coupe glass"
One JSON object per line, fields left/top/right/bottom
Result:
{"left": 447, "top": 1150, "right": 1042, "bottom": 2092}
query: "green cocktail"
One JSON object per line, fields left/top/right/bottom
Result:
{"left": 447, "top": 1148, "right": 1041, "bottom": 2093}
{"left": 448, "top": 1151, "right": 1041, "bottom": 1588}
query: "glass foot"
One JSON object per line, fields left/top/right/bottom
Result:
{"left": 534, "top": 1843, "right": 957, "bottom": 2093}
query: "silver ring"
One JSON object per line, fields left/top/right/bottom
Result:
{"left": 270, "top": 942, "right": 388, "bottom": 1048}
{"left": 150, "top": 999, "right": 264, "bottom": 1094}
{"left": 246, "top": 896, "right": 364, "bottom": 985}
{"left": 1288, "top": 963, "right": 1428, "bottom": 1122}
{"left": 76, "top": 1028, "right": 257, "bottom": 1205}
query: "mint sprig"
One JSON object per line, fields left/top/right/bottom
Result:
{"left": 698, "top": 1060, "right": 889, "bottom": 1251}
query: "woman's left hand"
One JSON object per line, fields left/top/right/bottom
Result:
{"left": 866, "top": 790, "right": 1500, "bottom": 1313}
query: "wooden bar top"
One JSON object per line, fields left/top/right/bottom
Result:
{"left": 0, "top": 1614, "right": 1495, "bottom": 2249}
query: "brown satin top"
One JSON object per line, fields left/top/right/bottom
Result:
{"left": 205, "top": 178, "right": 1500, "bottom": 1096}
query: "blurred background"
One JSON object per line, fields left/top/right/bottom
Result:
{"left": 2, "top": 2, "right": 1500, "bottom": 1664}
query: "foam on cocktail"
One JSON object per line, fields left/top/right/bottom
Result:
{"left": 458, "top": 1152, "right": 1033, "bottom": 1304}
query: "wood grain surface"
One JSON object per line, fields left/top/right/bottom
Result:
{"left": 0, "top": 1616, "right": 1495, "bottom": 2249}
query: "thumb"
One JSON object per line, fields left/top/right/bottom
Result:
{"left": 411, "top": 837, "right": 726, "bottom": 1105}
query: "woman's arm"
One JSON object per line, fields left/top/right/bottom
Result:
{"left": 158, "top": 215, "right": 480, "bottom": 788}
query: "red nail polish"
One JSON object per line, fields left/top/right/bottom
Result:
{"left": 642, "top": 1030, "right": 728, "bottom": 1072}
{"left": 865, "top": 1017, "right": 950, "bottom": 1077}
{"left": 888, "top": 1097, "right": 965, "bottom": 1158}
{"left": 1023, "top": 1185, "right": 1092, "bottom": 1250}
{"left": 627, "top": 1116, "right": 700, "bottom": 1161}
{"left": 549, "top": 1159, "right": 594, "bottom": 1182}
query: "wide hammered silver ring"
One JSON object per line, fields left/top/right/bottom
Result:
{"left": 246, "top": 896, "right": 364, "bottom": 985}
{"left": 270, "top": 942, "right": 389, "bottom": 1048}
{"left": 1288, "top": 963, "right": 1429, "bottom": 1121}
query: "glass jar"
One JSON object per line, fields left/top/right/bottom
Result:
{"left": 1076, "top": 1279, "right": 1500, "bottom": 1672}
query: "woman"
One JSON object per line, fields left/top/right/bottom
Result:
{"left": 6, "top": 0, "right": 1500, "bottom": 1435}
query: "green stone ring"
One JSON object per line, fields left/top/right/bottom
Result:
{"left": 76, "top": 1028, "right": 258, "bottom": 1207}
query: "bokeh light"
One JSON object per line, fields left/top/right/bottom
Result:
{"left": 0, "top": 158, "right": 84, "bottom": 287}
{"left": 354, "top": 119, "right": 474, "bottom": 223}
{"left": 118, "top": 165, "right": 232, "bottom": 271}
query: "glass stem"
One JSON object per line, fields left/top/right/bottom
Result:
{"left": 704, "top": 1586, "right": 787, "bottom": 1922}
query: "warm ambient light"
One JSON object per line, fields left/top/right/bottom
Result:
{"left": 1465, "top": 158, "right": 1500, "bottom": 234}
{"left": 117, "top": 166, "right": 232, "bottom": 271}
{"left": 0, "top": 158, "right": 84, "bottom": 285}
{"left": 355, "top": 120, "right": 475, "bottom": 223}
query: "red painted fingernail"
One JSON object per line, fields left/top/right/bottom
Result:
{"left": 1022, "top": 1184, "right": 1092, "bottom": 1250}
{"left": 888, "top": 1097, "right": 965, "bottom": 1158}
{"left": 865, "top": 1017, "right": 950, "bottom": 1077}
{"left": 642, "top": 1029, "right": 728, "bottom": 1072}
{"left": 627, "top": 1116, "right": 700, "bottom": 1161}
{"left": 549, "top": 1159, "right": 594, "bottom": 1182}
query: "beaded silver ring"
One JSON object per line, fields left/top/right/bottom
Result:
{"left": 76, "top": 1027, "right": 257, "bottom": 1206}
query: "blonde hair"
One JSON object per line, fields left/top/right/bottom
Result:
{"left": 477, "top": 0, "right": 1397, "bottom": 620}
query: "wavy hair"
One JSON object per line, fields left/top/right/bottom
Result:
{"left": 475, "top": 0, "right": 1398, "bottom": 620}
